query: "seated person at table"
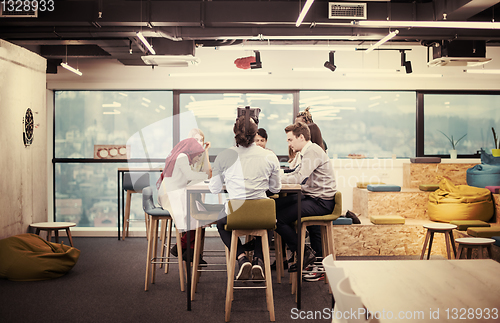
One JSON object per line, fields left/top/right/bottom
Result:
{"left": 275, "top": 122, "right": 337, "bottom": 272}
{"left": 255, "top": 128, "right": 269, "bottom": 150}
{"left": 210, "top": 114, "right": 281, "bottom": 280}
{"left": 157, "top": 138, "right": 219, "bottom": 263}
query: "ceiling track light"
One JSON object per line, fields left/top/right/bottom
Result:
{"left": 364, "top": 30, "right": 399, "bottom": 54}
{"left": 61, "top": 62, "right": 83, "bottom": 76}
{"left": 295, "top": 0, "right": 315, "bottom": 27}
{"left": 356, "top": 20, "right": 500, "bottom": 30}
{"left": 250, "top": 51, "right": 262, "bottom": 69}
{"left": 137, "top": 32, "right": 156, "bottom": 55}
{"left": 324, "top": 51, "right": 336, "bottom": 72}
{"left": 400, "top": 50, "right": 412, "bottom": 74}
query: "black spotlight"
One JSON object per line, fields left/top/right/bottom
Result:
{"left": 400, "top": 50, "right": 412, "bottom": 74}
{"left": 324, "top": 51, "right": 336, "bottom": 72}
{"left": 250, "top": 51, "right": 262, "bottom": 69}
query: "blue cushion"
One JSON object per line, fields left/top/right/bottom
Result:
{"left": 333, "top": 217, "right": 352, "bottom": 225}
{"left": 466, "top": 164, "right": 500, "bottom": 188}
{"left": 492, "top": 236, "right": 500, "bottom": 248}
{"left": 367, "top": 184, "right": 401, "bottom": 192}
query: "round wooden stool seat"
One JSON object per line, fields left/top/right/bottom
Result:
{"left": 455, "top": 237, "right": 495, "bottom": 259}
{"left": 30, "top": 222, "right": 76, "bottom": 247}
{"left": 420, "top": 223, "right": 457, "bottom": 260}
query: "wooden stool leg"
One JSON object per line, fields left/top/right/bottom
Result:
{"left": 46, "top": 230, "right": 52, "bottom": 243}
{"left": 466, "top": 247, "right": 472, "bottom": 259}
{"left": 274, "top": 233, "right": 283, "bottom": 284}
{"left": 191, "top": 226, "right": 203, "bottom": 300}
{"left": 420, "top": 230, "right": 431, "bottom": 260}
{"left": 487, "top": 245, "right": 493, "bottom": 259}
{"left": 164, "top": 219, "right": 173, "bottom": 274}
{"left": 175, "top": 228, "right": 185, "bottom": 292}
{"left": 159, "top": 219, "right": 167, "bottom": 269}
{"left": 123, "top": 190, "right": 132, "bottom": 240}
{"left": 151, "top": 218, "right": 159, "bottom": 284}
{"left": 144, "top": 212, "right": 150, "bottom": 240}
{"left": 54, "top": 230, "right": 60, "bottom": 243}
{"left": 444, "top": 232, "right": 453, "bottom": 259}
{"left": 261, "top": 231, "right": 275, "bottom": 321}
{"left": 66, "top": 228, "right": 74, "bottom": 247}
{"left": 449, "top": 231, "right": 457, "bottom": 258}
{"left": 457, "top": 244, "right": 464, "bottom": 259}
{"left": 225, "top": 231, "right": 239, "bottom": 322}
{"left": 145, "top": 215, "right": 154, "bottom": 291}
{"left": 478, "top": 246, "right": 484, "bottom": 259}
{"left": 426, "top": 231, "right": 435, "bottom": 260}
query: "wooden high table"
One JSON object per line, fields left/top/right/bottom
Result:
{"left": 336, "top": 259, "right": 500, "bottom": 322}
{"left": 185, "top": 183, "right": 304, "bottom": 310}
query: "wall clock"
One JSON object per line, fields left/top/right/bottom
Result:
{"left": 23, "top": 108, "right": 34, "bottom": 146}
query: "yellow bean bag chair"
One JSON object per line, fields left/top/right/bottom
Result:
{"left": 0, "top": 233, "right": 80, "bottom": 281}
{"left": 428, "top": 178, "right": 494, "bottom": 223}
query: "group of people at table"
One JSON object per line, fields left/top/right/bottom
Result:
{"left": 156, "top": 107, "right": 337, "bottom": 281}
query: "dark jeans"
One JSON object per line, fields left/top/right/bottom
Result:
{"left": 216, "top": 208, "right": 263, "bottom": 260}
{"left": 275, "top": 194, "right": 335, "bottom": 256}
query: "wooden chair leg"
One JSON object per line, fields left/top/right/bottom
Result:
{"left": 159, "top": 219, "right": 167, "bottom": 269}
{"left": 427, "top": 232, "right": 435, "bottom": 260}
{"left": 151, "top": 218, "right": 159, "bottom": 284}
{"left": 225, "top": 231, "right": 239, "bottom": 322}
{"left": 191, "top": 226, "right": 203, "bottom": 300}
{"left": 274, "top": 233, "right": 283, "bottom": 284}
{"left": 144, "top": 212, "right": 150, "bottom": 240}
{"left": 123, "top": 190, "right": 132, "bottom": 240}
{"left": 145, "top": 215, "right": 154, "bottom": 291}
{"left": 420, "top": 229, "right": 431, "bottom": 260}
{"left": 261, "top": 231, "right": 275, "bottom": 321}
{"left": 175, "top": 228, "right": 185, "bottom": 292}
{"left": 164, "top": 219, "right": 173, "bottom": 274}
{"left": 444, "top": 232, "right": 453, "bottom": 259}
{"left": 66, "top": 228, "right": 74, "bottom": 247}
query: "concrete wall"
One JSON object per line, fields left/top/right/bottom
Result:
{"left": 0, "top": 40, "right": 47, "bottom": 239}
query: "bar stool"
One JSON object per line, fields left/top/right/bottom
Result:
{"left": 123, "top": 172, "right": 150, "bottom": 240}
{"left": 420, "top": 223, "right": 457, "bottom": 260}
{"left": 224, "top": 199, "right": 276, "bottom": 322}
{"left": 30, "top": 222, "right": 76, "bottom": 247}
{"left": 142, "top": 186, "right": 185, "bottom": 292}
{"left": 455, "top": 237, "right": 495, "bottom": 259}
{"left": 290, "top": 191, "right": 342, "bottom": 295}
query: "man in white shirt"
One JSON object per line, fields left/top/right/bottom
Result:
{"left": 275, "top": 122, "right": 337, "bottom": 272}
{"left": 210, "top": 115, "right": 281, "bottom": 280}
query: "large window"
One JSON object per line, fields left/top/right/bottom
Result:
{"left": 54, "top": 91, "right": 173, "bottom": 227}
{"left": 179, "top": 92, "right": 294, "bottom": 157}
{"left": 300, "top": 91, "right": 416, "bottom": 158}
{"left": 423, "top": 93, "right": 500, "bottom": 156}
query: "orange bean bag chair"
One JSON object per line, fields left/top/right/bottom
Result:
{"left": 0, "top": 233, "right": 80, "bottom": 281}
{"left": 428, "top": 178, "right": 494, "bottom": 223}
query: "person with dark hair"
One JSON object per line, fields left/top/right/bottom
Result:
{"left": 255, "top": 128, "right": 268, "bottom": 149}
{"left": 274, "top": 122, "right": 337, "bottom": 273}
{"left": 210, "top": 115, "right": 281, "bottom": 280}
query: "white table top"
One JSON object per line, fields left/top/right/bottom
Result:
{"left": 423, "top": 223, "right": 457, "bottom": 230}
{"left": 455, "top": 237, "right": 496, "bottom": 245}
{"left": 336, "top": 259, "right": 500, "bottom": 322}
{"left": 30, "top": 222, "right": 76, "bottom": 229}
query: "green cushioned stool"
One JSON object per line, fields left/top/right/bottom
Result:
{"left": 370, "top": 215, "right": 405, "bottom": 225}
{"left": 467, "top": 226, "right": 500, "bottom": 238}
{"left": 449, "top": 220, "right": 491, "bottom": 231}
{"left": 419, "top": 184, "right": 439, "bottom": 192}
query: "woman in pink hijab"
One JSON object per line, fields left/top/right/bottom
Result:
{"left": 157, "top": 138, "right": 208, "bottom": 232}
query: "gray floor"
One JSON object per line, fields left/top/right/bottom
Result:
{"left": 0, "top": 236, "right": 443, "bottom": 323}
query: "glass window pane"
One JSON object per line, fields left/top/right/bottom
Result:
{"left": 424, "top": 94, "right": 500, "bottom": 155}
{"left": 300, "top": 91, "right": 416, "bottom": 158}
{"left": 55, "top": 91, "right": 173, "bottom": 158}
{"left": 55, "top": 162, "right": 162, "bottom": 227}
{"left": 179, "top": 92, "right": 294, "bottom": 156}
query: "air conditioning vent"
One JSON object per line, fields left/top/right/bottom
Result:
{"left": 0, "top": 1, "right": 38, "bottom": 17}
{"left": 329, "top": 2, "right": 366, "bottom": 20}
{"left": 141, "top": 55, "right": 200, "bottom": 67}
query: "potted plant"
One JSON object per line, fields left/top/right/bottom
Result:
{"left": 438, "top": 131, "right": 467, "bottom": 159}
{"left": 492, "top": 127, "right": 500, "bottom": 157}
